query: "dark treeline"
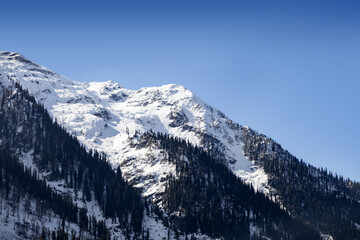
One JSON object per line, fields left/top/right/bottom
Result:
{"left": 138, "top": 132, "right": 321, "bottom": 240}
{"left": 0, "top": 84, "right": 144, "bottom": 239}
{"left": 0, "top": 147, "right": 104, "bottom": 240}
{"left": 242, "top": 127, "right": 360, "bottom": 240}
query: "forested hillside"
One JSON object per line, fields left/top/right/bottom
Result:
{"left": 0, "top": 84, "right": 144, "bottom": 239}
{"left": 242, "top": 127, "right": 360, "bottom": 239}
{"left": 132, "top": 132, "right": 322, "bottom": 240}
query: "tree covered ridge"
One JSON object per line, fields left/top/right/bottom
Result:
{"left": 135, "top": 132, "right": 321, "bottom": 240}
{"left": 242, "top": 127, "right": 360, "bottom": 240}
{"left": 0, "top": 84, "right": 144, "bottom": 239}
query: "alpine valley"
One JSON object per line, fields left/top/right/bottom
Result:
{"left": 0, "top": 51, "right": 359, "bottom": 240}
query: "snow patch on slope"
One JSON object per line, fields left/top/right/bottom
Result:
{"left": 120, "top": 136, "right": 177, "bottom": 202}
{"left": 0, "top": 186, "right": 85, "bottom": 239}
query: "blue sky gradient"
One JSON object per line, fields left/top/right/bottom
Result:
{"left": 1, "top": 0, "right": 359, "bottom": 180}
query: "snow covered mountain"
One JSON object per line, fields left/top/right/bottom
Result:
{"left": 0, "top": 51, "right": 271, "bottom": 203}
{"left": 1, "top": 51, "right": 360, "bottom": 239}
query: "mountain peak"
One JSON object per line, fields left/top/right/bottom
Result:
{"left": 0, "top": 51, "right": 20, "bottom": 56}
{"left": 161, "top": 83, "right": 186, "bottom": 90}
{"left": 0, "top": 51, "right": 39, "bottom": 67}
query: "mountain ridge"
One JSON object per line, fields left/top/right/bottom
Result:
{"left": 1, "top": 51, "right": 360, "bottom": 239}
{"left": 0, "top": 51, "right": 272, "bottom": 202}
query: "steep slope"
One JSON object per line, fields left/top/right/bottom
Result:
{"left": 0, "top": 84, "right": 139, "bottom": 239}
{"left": 0, "top": 84, "right": 201, "bottom": 239}
{"left": 241, "top": 128, "right": 360, "bottom": 239}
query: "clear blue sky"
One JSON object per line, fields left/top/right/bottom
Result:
{"left": 1, "top": 0, "right": 359, "bottom": 180}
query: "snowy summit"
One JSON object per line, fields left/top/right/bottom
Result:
{"left": 0, "top": 51, "right": 270, "bottom": 203}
